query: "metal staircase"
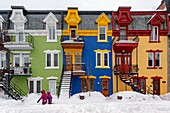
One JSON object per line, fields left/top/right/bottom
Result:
{"left": 59, "top": 71, "right": 72, "bottom": 99}
{"left": 0, "top": 74, "right": 27, "bottom": 100}
{"left": 119, "top": 74, "right": 145, "bottom": 94}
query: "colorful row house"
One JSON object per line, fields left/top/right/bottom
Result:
{"left": 0, "top": 6, "right": 169, "bottom": 100}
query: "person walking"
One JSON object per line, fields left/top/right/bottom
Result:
{"left": 47, "top": 91, "right": 53, "bottom": 104}
{"left": 37, "top": 90, "right": 47, "bottom": 105}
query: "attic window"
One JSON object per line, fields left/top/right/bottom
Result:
{"left": 151, "top": 26, "right": 158, "bottom": 41}
{"left": 70, "top": 26, "right": 77, "bottom": 39}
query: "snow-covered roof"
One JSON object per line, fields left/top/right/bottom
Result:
{"left": 116, "top": 40, "right": 138, "bottom": 44}
{"left": 61, "top": 40, "right": 84, "bottom": 44}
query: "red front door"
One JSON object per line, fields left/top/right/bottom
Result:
{"left": 153, "top": 79, "right": 160, "bottom": 95}
{"left": 116, "top": 53, "right": 131, "bottom": 72}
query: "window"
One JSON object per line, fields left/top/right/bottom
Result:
{"left": 95, "top": 50, "right": 110, "bottom": 68}
{"left": 155, "top": 53, "right": 160, "bottom": 67}
{"left": 148, "top": 53, "right": 154, "bottom": 67}
{"left": 28, "top": 78, "right": 43, "bottom": 94}
{"left": 96, "top": 53, "right": 101, "bottom": 66}
{"left": 44, "top": 50, "right": 60, "bottom": 69}
{"left": 0, "top": 52, "right": 6, "bottom": 69}
{"left": 13, "top": 53, "right": 30, "bottom": 67}
{"left": 99, "top": 26, "right": 106, "bottom": 40}
{"left": 104, "top": 53, "right": 109, "bottom": 66}
{"left": 37, "top": 81, "right": 41, "bottom": 93}
{"left": 120, "top": 26, "right": 126, "bottom": 40}
{"left": 29, "top": 81, "right": 34, "bottom": 93}
{"left": 81, "top": 78, "right": 94, "bottom": 92}
{"left": 48, "top": 25, "right": 55, "bottom": 40}
{"left": 70, "top": 26, "right": 76, "bottom": 39}
{"left": 89, "top": 79, "right": 94, "bottom": 91}
{"left": 147, "top": 52, "right": 161, "bottom": 69}
{"left": 151, "top": 26, "right": 158, "bottom": 41}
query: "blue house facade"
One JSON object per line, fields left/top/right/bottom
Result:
{"left": 60, "top": 8, "right": 113, "bottom": 98}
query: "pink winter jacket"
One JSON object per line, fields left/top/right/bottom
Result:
{"left": 37, "top": 90, "right": 47, "bottom": 105}
{"left": 47, "top": 92, "right": 53, "bottom": 104}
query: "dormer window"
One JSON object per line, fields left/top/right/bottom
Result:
{"left": 70, "top": 26, "right": 76, "bottom": 39}
{"left": 99, "top": 26, "right": 106, "bottom": 40}
{"left": 43, "top": 12, "right": 58, "bottom": 42}
{"left": 120, "top": 26, "right": 127, "bottom": 40}
{"left": 151, "top": 26, "right": 158, "bottom": 41}
{"left": 48, "top": 23, "right": 55, "bottom": 41}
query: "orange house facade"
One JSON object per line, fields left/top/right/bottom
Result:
{"left": 112, "top": 7, "right": 169, "bottom": 95}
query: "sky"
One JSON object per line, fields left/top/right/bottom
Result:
{"left": 0, "top": 0, "right": 162, "bottom": 11}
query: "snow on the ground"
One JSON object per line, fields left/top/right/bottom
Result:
{"left": 0, "top": 91, "right": 170, "bottom": 113}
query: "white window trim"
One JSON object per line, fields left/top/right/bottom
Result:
{"left": 13, "top": 53, "right": 30, "bottom": 67}
{"left": 46, "top": 22, "right": 57, "bottom": 42}
{"left": 95, "top": 52, "right": 110, "bottom": 68}
{"left": 155, "top": 52, "right": 161, "bottom": 67}
{"left": 98, "top": 26, "right": 106, "bottom": 41}
{"left": 0, "top": 51, "right": 6, "bottom": 69}
{"left": 44, "top": 50, "right": 60, "bottom": 69}
{"left": 104, "top": 52, "right": 109, "bottom": 67}
{"left": 27, "top": 77, "right": 43, "bottom": 94}
{"left": 48, "top": 79, "right": 56, "bottom": 95}
{"left": 148, "top": 52, "right": 154, "bottom": 67}
{"left": 151, "top": 26, "right": 158, "bottom": 41}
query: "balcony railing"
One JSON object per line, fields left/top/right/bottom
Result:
{"left": 61, "top": 36, "right": 84, "bottom": 43}
{"left": 11, "top": 66, "right": 32, "bottom": 76}
{"left": 114, "top": 64, "right": 138, "bottom": 74}
{"left": 72, "top": 63, "right": 86, "bottom": 71}
{"left": 3, "top": 32, "right": 34, "bottom": 48}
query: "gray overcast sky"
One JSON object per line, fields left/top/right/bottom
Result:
{"left": 0, "top": 0, "right": 162, "bottom": 11}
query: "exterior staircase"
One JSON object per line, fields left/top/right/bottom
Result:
{"left": 0, "top": 73, "right": 27, "bottom": 100}
{"left": 119, "top": 74, "right": 145, "bottom": 94}
{"left": 59, "top": 71, "right": 72, "bottom": 99}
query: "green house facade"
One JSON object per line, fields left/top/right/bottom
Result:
{"left": 1, "top": 6, "right": 62, "bottom": 95}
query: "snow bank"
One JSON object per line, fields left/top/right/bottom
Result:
{"left": 110, "top": 91, "right": 161, "bottom": 102}
{"left": 161, "top": 93, "right": 170, "bottom": 101}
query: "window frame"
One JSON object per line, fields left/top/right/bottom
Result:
{"left": 95, "top": 51, "right": 110, "bottom": 68}
{"left": 0, "top": 51, "right": 6, "bottom": 69}
{"left": 98, "top": 26, "right": 107, "bottom": 42}
{"left": 46, "top": 22, "right": 57, "bottom": 42}
{"left": 44, "top": 50, "right": 60, "bottom": 69}
{"left": 28, "top": 78, "right": 42, "bottom": 94}
{"left": 148, "top": 52, "right": 154, "bottom": 68}
{"left": 150, "top": 26, "right": 160, "bottom": 43}
{"left": 147, "top": 52, "right": 162, "bottom": 69}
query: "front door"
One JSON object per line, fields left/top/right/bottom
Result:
{"left": 66, "top": 55, "right": 72, "bottom": 71}
{"left": 153, "top": 79, "right": 160, "bottom": 95}
{"left": 121, "top": 54, "right": 131, "bottom": 72}
{"left": 49, "top": 80, "right": 56, "bottom": 95}
{"left": 102, "top": 79, "right": 109, "bottom": 96}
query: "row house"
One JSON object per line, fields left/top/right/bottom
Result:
{"left": 0, "top": 6, "right": 168, "bottom": 100}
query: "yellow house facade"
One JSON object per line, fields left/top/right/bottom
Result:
{"left": 112, "top": 7, "right": 168, "bottom": 95}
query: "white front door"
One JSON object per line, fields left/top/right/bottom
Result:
{"left": 49, "top": 80, "right": 56, "bottom": 95}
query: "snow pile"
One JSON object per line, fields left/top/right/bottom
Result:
{"left": 110, "top": 91, "right": 161, "bottom": 102}
{"left": 70, "top": 91, "right": 106, "bottom": 103}
{"left": 0, "top": 91, "right": 170, "bottom": 113}
{"left": 161, "top": 93, "right": 170, "bottom": 101}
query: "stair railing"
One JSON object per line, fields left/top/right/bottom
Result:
{"left": 69, "top": 64, "right": 73, "bottom": 98}
{"left": 10, "top": 81, "right": 27, "bottom": 97}
{"left": 57, "top": 64, "right": 64, "bottom": 98}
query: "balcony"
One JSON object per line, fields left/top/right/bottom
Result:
{"left": 10, "top": 66, "right": 32, "bottom": 76}
{"left": 114, "top": 64, "right": 138, "bottom": 75}
{"left": 61, "top": 36, "right": 84, "bottom": 49}
{"left": 3, "top": 32, "right": 34, "bottom": 50}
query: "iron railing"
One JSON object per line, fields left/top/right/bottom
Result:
{"left": 114, "top": 64, "right": 138, "bottom": 74}
{"left": 10, "top": 66, "right": 32, "bottom": 75}
{"left": 3, "top": 32, "right": 34, "bottom": 48}
{"left": 72, "top": 63, "right": 86, "bottom": 71}
{"left": 57, "top": 65, "right": 64, "bottom": 98}
{"left": 61, "top": 36, "right": 84, "bottom": 42}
